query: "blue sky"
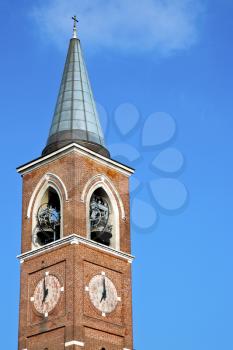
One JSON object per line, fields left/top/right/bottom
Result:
{"left": 1, "top": 0, "right": 233, "bottom": 349}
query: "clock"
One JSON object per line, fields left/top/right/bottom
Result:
{"left": 32, "top": 274, "right": 62, "bottom": 316}
{"left": 87, "top": 273, "right": 120, "bottom": 315}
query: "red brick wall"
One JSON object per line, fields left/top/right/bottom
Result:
{"left": 18, "top": 149, "right": 133, "bottom": 349}
{"left": 18, "top": 243, "right": 133, "bottom": 350}
{"left": 21, "top": 150, "right": 131, "bottom": 254}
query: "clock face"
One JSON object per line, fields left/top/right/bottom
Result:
{"left": 33, "top": 274, "right": 61, "bottom": 315}
{"left": 88, "top": 274, "right": 119, "bottom": 314}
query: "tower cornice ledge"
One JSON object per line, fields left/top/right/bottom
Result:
{"left": 17, "top": 142, "right": 135, "bottom": 177}
{"left": 17, "top": 234, "right": 135, "bottom": 264}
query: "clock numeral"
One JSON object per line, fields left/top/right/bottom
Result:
{"left": 44, "top": 312, "right": 48, "bottom": 318}
{"left": 101, "top": 271, "right": 106, "bottom": 276}
{"left": 102, "top": 312, "right": 106, "bottom": 317}
{"left": 117, "top": 296, "right": 121, "bottom": 302}
{"left": 30, "top": 296, "right": 35, "bottom": 302}
{"left": 85, "top": 286, "right": 89, "bottom": 292}
{"left": 60, "top": 286, "right": 64, "bottom": 292}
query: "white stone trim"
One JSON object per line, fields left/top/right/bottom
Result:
{"left": 31, "top": 180, "right": 64, "bottom": 250}
{"left": 123, "top": 348, "right": 131, "bottom": 350}
{"left": 17, "top": 143, "right": 135, "bottom": 177}
{"left": 17, "top": 234, "right": 135, "bottom": 263}
{"left": 26, "top": 172, "right": 68, "bottom": 219}
{"left": 81, "top": 174, "right": 126, "bottom": 219}
{"left": 71, "top": 238, "right": 79, "bottom": 245}
{"left": 65, "top": 340, "right": 85, "bottom": 347}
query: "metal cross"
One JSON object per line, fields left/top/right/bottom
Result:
{"left": 72, "top": 15, "right": 79, "bottom": 38}
{"left": 72, "top": 15, "right": 79, "bottom": 27}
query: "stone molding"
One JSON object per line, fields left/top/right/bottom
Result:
{"left": 17, "top": 234, "right": 135, "bottom": 264}
{"left": 17, "top": 143, "right": 135, "bottom": 177}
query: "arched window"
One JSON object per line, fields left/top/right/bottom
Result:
{"left": 32, "top": 186, "right": 61, "bottom": 249}
{"left": 89, "top": 187, "right": 115, "bottom": 248}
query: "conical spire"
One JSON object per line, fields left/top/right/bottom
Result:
{"left": 42, "top": 26, "right": 109, "bottom": 158}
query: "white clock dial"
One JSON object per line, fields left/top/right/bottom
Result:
{"left": 88, "top": 274, "right": 119, "bottom": 314}
{"left": 33, "top": 274, "right": 61, "bottom": 315}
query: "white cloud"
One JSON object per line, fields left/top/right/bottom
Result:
{"left": 30, "top": 0, "right": 203, "bottom": 55}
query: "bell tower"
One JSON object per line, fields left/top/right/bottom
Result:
{"left": 17, "top": 20, "right": 134, "bottom": 350}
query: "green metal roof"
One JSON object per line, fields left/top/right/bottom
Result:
{"left": 42, "top": 37, "right": 109, "bottom": 158}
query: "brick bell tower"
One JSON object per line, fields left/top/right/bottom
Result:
{"left": 17, "top": 18, "right": 135, "bottom": 350}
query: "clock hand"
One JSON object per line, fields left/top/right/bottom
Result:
{"left": 42, "top": 278, "right": 46, "bottom": 303}
{"left": 42, "top": 277, "right": 49, "bottom": 304}
{"left": 100, "top": 276, "right": 107, "bottom": 303}
{"left": 103, "top": 276, "right": 106, "bottom": 297}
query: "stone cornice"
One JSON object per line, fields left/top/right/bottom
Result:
{"left": 17, "top": 143, "right": 135, "bottom": 177}
{"left": 17, "top": 234, "right": 135, "bottom": 264}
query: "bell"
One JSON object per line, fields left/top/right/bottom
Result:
{"left": 37, "top": 229, "right": 55, "bottom": 246}
{"left": 91, "top": 230, "right": 112, "bottom": 246}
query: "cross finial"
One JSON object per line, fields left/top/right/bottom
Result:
{"left": 72, "top": 15, "right": 79, "bottom": 38}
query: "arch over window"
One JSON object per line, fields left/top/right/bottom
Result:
{"left": 87, "top": 182, "right": 120, "bottom": 250}
{"left": 27, "top": 172, "right": 68, "bottom": 219}
{"left": 81, "top": 174, "right": 125, "bottom": 220}
{"left": 32, "top": 185, "right": 62, "bottom": 249}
